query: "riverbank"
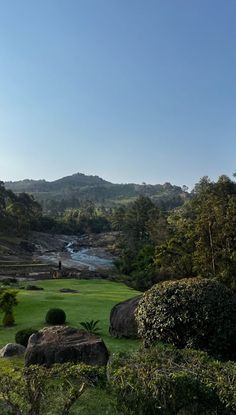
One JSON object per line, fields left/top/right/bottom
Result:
{"left": 31, "top": 231, "right": 117, "bottom": 272}
{"left": 0, "top": 232, "right": 118, "bottom": 280}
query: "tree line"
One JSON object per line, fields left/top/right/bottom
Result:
{"left": 112, "top": 174, "right": 236, "bottom": 291}
{"left": 0, "top": 181, "right": 42, "bottom": 235}
{"left": 0, "top": 181, "right": 111, "bottom": 236}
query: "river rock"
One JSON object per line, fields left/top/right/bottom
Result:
{"left": 109, "top": 295, "right": 142, "bottom": 338}
{"left": 25, "top": 326, "right": 109, "bottom": 367}
{"left": 0, "top": 343, "right": 26, "bottom": 358}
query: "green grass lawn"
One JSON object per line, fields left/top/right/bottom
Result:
{"left": 0, "top": 278, "right": 140, "bottom": 353}
{"left": 0, "top": 279, "right": 140, "bottom": 414}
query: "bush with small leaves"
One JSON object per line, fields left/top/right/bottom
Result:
{"left": 136, "top": 278, "right": 236, "bottom": 360}
{"left": 15, "top": 328, "right": 38, "bottom": 347}
{"left": 45, "top": 308, "right": 66, "bottom": 325}
{"left": 0, "top": 363, "right": 106, "bottom": 415}
{"left": 109, "top": 345, "right": 236, "bottom": 415}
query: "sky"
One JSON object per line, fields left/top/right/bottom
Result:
{"left": 0, "top": 0, "right": 235, "bottom": 188}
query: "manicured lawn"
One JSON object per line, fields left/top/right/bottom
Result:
{"left": 0, "top": 279, "right": 140, "bottom": 353}
{"left": 0, "top": 279, "right": 141, "bottom": 415}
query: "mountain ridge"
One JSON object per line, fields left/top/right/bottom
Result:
{"left": 4, "top": 172, "right": 189, "bottom": 212}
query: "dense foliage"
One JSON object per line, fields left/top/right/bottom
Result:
{"left": 0, "top": 363, "right": 106, "bottom": 415}
{"left": 60, "top": 202, "right": 111, "bottom": 234}
{"left": 109, "top": 345, "right": 236, "bottom": 415}
{"left": 155, "top": 175, "right": 236, "bottom": 286}
{"left": 136, "top": 278, "right": 236, "bottom": 360}
{"left": 0, "top": 181, "right": 42, "bottom": 235}
{"left": 0, "top": 181, "right": 111, "bottom": 236}
{"left": 45, "top": 308, "right": 66, "bottom": 325}
{"left": 112, "top": 196, "right": 169, "bottom": 290}
{"left": 113, "top": 174, "right": 236, "bottom": 291}
{"left": 15, "top": 328, "right": 38, "bottom": 347}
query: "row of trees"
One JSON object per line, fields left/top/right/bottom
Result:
{"left": 0, "top": 182, "right": 111, "bottom": 236}
{"left": 61, "top": 202, "right": 111, "bottom": 234}
{"left": 113, "top": 174, "right": 236, "bottom": 291}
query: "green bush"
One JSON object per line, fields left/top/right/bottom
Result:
{"left": 0, "top": 363, "right": 106, "bottom": 415}
{"left": 136, "top": 278, "right": 236, "bottom": 360}
{"left": 0, "top": 289, "right": 18, "bottom": 327}
{"left": 109, "top": 345, "right": 236, "bottom": 415}
{"left": 15, "top": 328, "right": 38, "bottom": 347}
{"left": 45, "top": 308, "right": 66, "bottom": 325}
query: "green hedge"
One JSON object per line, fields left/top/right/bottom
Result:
{"left": 136, "top": 278, "right": 236, "bottom": 360}
{"left": 109, "top": 345, "right": 236, "bottom": 415}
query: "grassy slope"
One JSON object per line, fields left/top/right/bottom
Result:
{"left": 0, "top": 279, "right": 140, "bottom": 352}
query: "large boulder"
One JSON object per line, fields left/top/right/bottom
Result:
{"left": 0, "top": 343, "right": 26, "bottom": 358}
{"left": 109, "top": 295, "right": 142, "bottom": 338}
{"left": 25, "top": 326, "right": 109, "bottom": 367}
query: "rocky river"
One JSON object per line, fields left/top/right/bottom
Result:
{"left": 33, "top": 232, "right": 117, "bottom": 272}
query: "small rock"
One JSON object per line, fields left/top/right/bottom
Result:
{"left": 0, "top": 343, "right": 26, "bottom": 358}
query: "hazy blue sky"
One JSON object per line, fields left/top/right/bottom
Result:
{"left": 0, "top": 0, "right": 235, "bottom": 188}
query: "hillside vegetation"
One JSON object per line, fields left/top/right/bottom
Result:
{"left": 5, "top": 172, "right": 189, "bottom": 213}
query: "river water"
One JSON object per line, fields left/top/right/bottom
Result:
{"left": 65, "top": 242, "right": 114, "bottom": 271}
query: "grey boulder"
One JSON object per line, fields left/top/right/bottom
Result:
{"left": 109, "top": 295, "right": 142, "bottom": 338}
{"left": 25, "top": 325, "right": 109, "bottom": 367}
{"left": 0, "top": 343, "right": 26, "bottom": 358}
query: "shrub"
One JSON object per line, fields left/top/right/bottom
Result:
{"left": 79, "top": 320, "right": 101, "bottom": 334}
{"left": 109, "top": 345, "right": 236, "bottom": 415}
{"left": 45, "top": 308, "right": 66, "bottom": 325}
{"left": 136, "top": 278, "right": 236, "bottom": 360}
{"left": 0, "top": 363, "right": 106, "bottom": 415}
{"left": 0, "top": 289, "right": 18, "bottom": 327}
{"left": 0, "top": 277, "right": 17, "bottom": 286}
{"left": 15, "top": 328, "right": 38, "bottom": 347}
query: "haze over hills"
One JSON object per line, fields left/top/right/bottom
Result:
{"left": 5, "top": 172, "right": 189, "bottom": 212}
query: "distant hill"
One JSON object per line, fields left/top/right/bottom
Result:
{"left": 5, "top": 172, "right": 189, "bottom": 213}
{"left": 5, "top": 173, "right": 110, "bottom": 192}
